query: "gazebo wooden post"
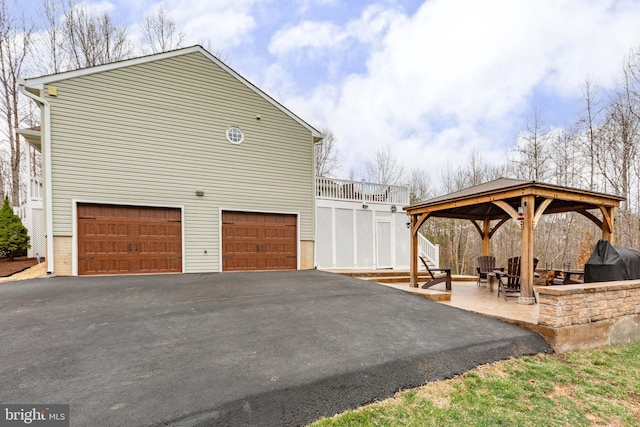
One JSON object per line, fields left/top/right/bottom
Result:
{"left": 520, "top": 194, "right": 536, "bottom": 305}
{"left": 601, "top": 206, "right": 615, "bottom": 245}
{"left": 410, "top": 214, "right": 418, "bottom": 288}
{"left": 482, "top": 218, "right": 491, "bottom": 256}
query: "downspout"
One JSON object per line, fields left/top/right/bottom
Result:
{"left": 313, "top": 140, "right": 319, "bottom": 269}
{"left": 18, "top": 80, "right": 54, "bottom": 274}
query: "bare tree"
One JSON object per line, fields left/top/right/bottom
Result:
{"left": 510, "top": 107, "right": 553, "bottom": 181}
{"left": 0, "top": 0, "right": 32, "bottom": 205}
{"left": 549, "top": 127, "right": 579, "bottom": 187}
{"left": 576, "top": 78, "right": 606, "bottom": 190}
{"left": 623, "top": 47, "right": 640, "bottom": 121}
{"left": 438, "top": 161, "right": 464, "bottom": 194}
{"left": 62, "top": 1, "right": 132, "bottom": 69}
{"left": 33, "top": 0, "right": 65, "bottom": 74}
{"left": 364, "top": 145, "right": 405, "bottom": 185}
{"left": 346, "top": 167, "right": 358, "bottom": 181}
{"left": 314, "top": 127, "right": 342, "bottom": 177}
{"left": 599, "top": 75, "right": 639, "bottom": 205}
{"left": 407, "top": 167, "right": 432, "bottom": 204}
{"left": 140, "top": 8, "right": 184, "bottom": 54}
{"left": 462, "top": 148, "right": 502, "bottom": 187}
{"left": 198, "top": 36, "right": 229, "bottom": 63}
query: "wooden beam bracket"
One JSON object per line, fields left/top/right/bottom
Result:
{"left": 533, "top": 198, "right": 553, "bottom": 229}
{"left": 489, "top": 216, "right": 510, "bottom": 238}
{"left": 469, "top": 219, "right": 483, "bottom": 238}
{"left": 576, "top": 209, "right": 603, "bottom": 229}
{"left": 599, "top": 206, "right": 613, "bottom": 232}
{"left": 492, "top": 201, "right": 522, "bottom": 229}
{"left": 411, "top": 212, "right": 431, "bottom": 236}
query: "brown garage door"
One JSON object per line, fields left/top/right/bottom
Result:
{"left": 78, "top": 204, "right": 182, "bottom": 275}
{"left": 222, "top": 211, "right": 297, "bottom": 271}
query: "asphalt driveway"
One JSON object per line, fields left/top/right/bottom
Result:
{"left": 0, "top": 270, "right": 550, "bottom": 426}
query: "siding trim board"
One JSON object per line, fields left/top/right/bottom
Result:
{"left": 219, "top": 208, "right": 301, "bottom": 272}
{"left": 72, "top": 199, "right": 185, "bottom": 276}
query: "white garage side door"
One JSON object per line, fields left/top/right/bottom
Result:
{"left": 376, "top": 220, "right": 392, "bottom": 269}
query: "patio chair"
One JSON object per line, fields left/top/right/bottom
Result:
{"left": 476, "top": 256, "right": 503, "bottom": 286}
{"left": 419, "top": 256, "right": 452, "bottom": 290}
{"left": 495, "top": 256, "right": 539, "bottom": 302}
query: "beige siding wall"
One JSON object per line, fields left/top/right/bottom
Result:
{"left": 46, "top": 52, "right": 315, "bottom": 273}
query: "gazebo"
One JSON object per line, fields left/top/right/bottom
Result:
{"left": 404, "top": 178, "right": 625, "bottom": 304}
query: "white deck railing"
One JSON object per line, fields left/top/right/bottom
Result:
{"left": 316, "top": 177, "right": 410, "bottom": 205}
{"left": 418, "top": 233, "right": 439, "bottom": 267}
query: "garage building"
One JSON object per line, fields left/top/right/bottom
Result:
{"left": 19, "top": 46, "right": 321, "bottom": 275}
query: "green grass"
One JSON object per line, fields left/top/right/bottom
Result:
{"left": 309, "top": 343, "right": 640, "bottom": 427}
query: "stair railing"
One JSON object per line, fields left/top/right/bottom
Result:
{"left": 418, "top": 233, "right": 439, "bottom": 268}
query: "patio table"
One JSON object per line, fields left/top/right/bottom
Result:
{"left": 548, "top": 269, "right": 584, "bottom": 285}
{"left": 561, "top": 269, "right": 584, "bottom": 285}
{"left": 486, "top": 271, "right": 501, "bottom": 292}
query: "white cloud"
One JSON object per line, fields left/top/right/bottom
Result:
{"left": 269, "top": 21, "right": 345, "bottom": 56}
{"left": 183, "top": 9, "right": 256, "bottom": 47}
{"left": 279, "top": 0, "right": 640, "bottom": 183}
{"left": 78, "top": 0, "right": 117, "bottom": 14}
{"left": 269, "top": 5, "right": 402, "bottom": 56}
{"left": 144, "top": 0, "right": 258, "bottom": 49}
{"left": 294, "top": 0, "right": 339, "bottom": 14}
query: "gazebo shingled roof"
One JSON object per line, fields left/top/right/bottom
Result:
{"left": 404, "top": 178, "right": 625, "bottom": 305}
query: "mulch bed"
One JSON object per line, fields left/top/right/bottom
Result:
{"left": 0, "top": 257, "right": 39, "bottom": 277}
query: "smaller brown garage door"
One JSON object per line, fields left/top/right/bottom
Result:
{"left": 78, "top": 204, "right": 182, "bottom": 275}
{"left": 222, "top": 211, "right": 297, "bottom": 271}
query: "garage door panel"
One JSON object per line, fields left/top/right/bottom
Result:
{"left": 264, "top": 256, "right": 296, "bottom": 270}
{"left": 88, "top": 258, "right": 129, "bottom": 274}
{"left": 168, "top": 242, "right": 181, "bottom": 253}
{"left": 128, "top": 259, "right": 140, "bottom": 271}
{"left": 78, "top": 204, "right": 182, "bottom": 275}
{"left": 138, "top": 241, "right": 175, "bottom": 254}
{"left": 222, "top": 211, "right": 296, "bottom": 271}
{"left": 80, "top": 242, "right": 93, "bottom": 256}
{"left": 223, "top": 256, "right": 261, "bottom": 271}
{"left": 169, "top": 224, "right": 181, "bottom": 237}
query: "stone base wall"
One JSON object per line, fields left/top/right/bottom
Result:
{"left": 537, "top": 280, "right": 640, "bottom": 352}
{"left": 53, "top": 236, "right": 73, "bottom": 276}
{"left": 300, "top": 240, "right": 314, "bottom": 270}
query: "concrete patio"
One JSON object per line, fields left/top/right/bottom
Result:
{"left": 361, "top": 274, "right": 640, "bottom": 352}
{"left": 384, "top": 280, "right": 540, "bottom": 326}
{"left": 331, "top": 269, "right": 539, "bottom": 325}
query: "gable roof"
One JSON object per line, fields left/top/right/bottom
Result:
{"left": 22, "top": 45, "right": 322, "bottom": 140}
{"left": 422, "top": 177, "right": 531, "bottom": 205}
{"left": 405, "top": 177, "right": 625, "bottom": 220}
